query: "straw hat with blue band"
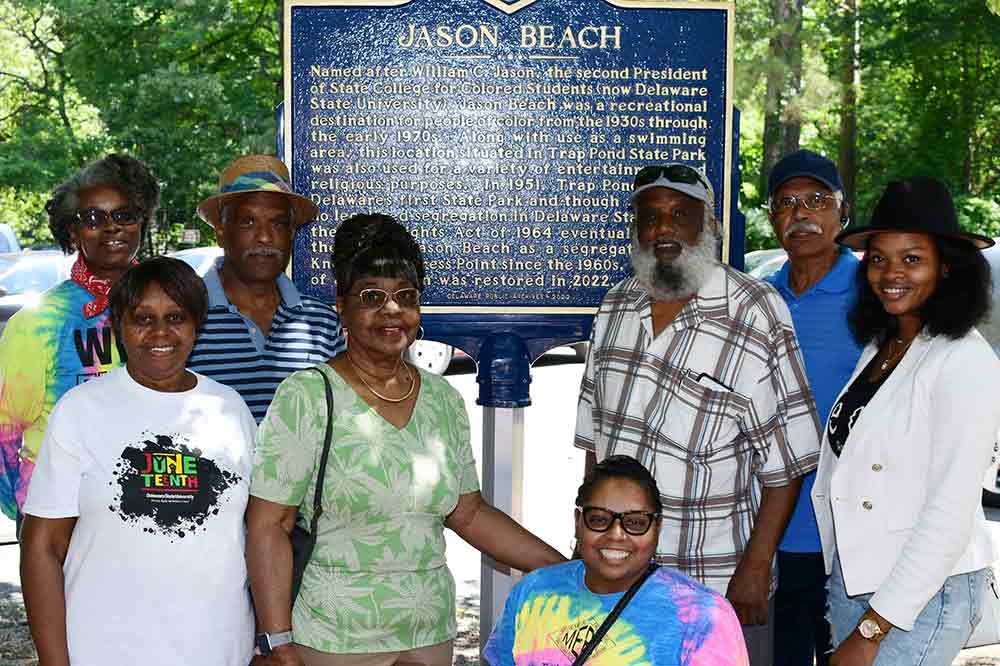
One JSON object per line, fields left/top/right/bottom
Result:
{"left": 196, "top": 154, "right": 318, "bottom": 229}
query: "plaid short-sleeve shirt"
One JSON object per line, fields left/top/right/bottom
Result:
{"left": 575, "top": 264, "right": 821, "bottom": 594}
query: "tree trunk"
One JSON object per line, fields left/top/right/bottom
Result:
{"left": 838, "top": 0, "right": 859, "bottom": 216}
{"left": 759, "top": 0, "right": 799, "bottom": 198}
{"left": 781, "top": 0, "right": 804, "bottom": 155}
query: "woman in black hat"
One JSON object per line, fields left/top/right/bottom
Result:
{"left": 811, "top": 177, "right": 1000, "bottom": 666}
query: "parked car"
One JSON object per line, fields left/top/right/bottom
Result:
{"left": 0, "top": 251, "right": 75, "bottom": 334}
{"left": 0, "top": 224, "right": 21, "bottom": 253}
{"left": 168, "top": 245, "right": 223, "bottom": 276}
{"left": 743, "top": 248, "right": 786, "bottom": 274}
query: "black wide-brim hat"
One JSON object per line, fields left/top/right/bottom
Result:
{"left": 837, "top": 176, "right": 994, "bottom": 251}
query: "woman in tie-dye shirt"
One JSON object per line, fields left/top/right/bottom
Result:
{"left": 0, "top": 154, "right": 159, "bottom": 524}
{"left": 485, "top": 456, "right": 748, "bottom": 666}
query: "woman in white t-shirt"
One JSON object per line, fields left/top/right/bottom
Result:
{"left": 20, "top": 257, "right": 257, "bottom": 666}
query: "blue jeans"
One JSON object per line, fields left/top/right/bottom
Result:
{"left": 827, "top": 553, "right": 988, "bottom": 665}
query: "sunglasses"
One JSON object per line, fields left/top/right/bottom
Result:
{"left": 355, "top": 287, "right": 421, "bottom": 311}
{"left": 578, "top": 506, "right": 659, "bottom": 536}
{"left": 769, "top": 192, "right": 837, "bottom": 213}
{"left": 75, "top": 207, "right": 140, "bottom": 231}
{"left": 633, "top": 164, "right": 711, "bottom": 191}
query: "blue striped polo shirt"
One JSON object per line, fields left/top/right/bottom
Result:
{"left": 187, "top": 259, "right": 345, "bottom": 422}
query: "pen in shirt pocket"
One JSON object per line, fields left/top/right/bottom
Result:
{"left": 693, "top": 372, "right": 734, "bottom": 393}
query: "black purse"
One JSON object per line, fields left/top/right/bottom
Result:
{"left": 570, "top": 563, "right": 659, "bottom": 666}
{"left": 290, "top": 366, "right": 335, "bottom": 601}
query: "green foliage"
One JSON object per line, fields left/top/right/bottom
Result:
{"left": 0, "top": 0, "right": 279, "bottom": 252}
{"left": 736, "top": 0, "right": 1000, "bottom": 240}
{"left": 743, "top": 207, "right": 779, "bottom": 252}
{"left": 990, "top": 0, "right": 1000, "bottom": 16}
{"left": 957, "top": 196, "right": 1000, "bottom": 240}
{"left": 0, "top": 187, "right": 50, "bottom": 246}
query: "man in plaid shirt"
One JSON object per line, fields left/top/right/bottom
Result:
{"left": 575, "top": 164, "right": 821, "bottom": 666}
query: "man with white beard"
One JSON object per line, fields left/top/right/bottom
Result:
{"left": 764, "top": 150, "right": 863, "bottom": 666}
{"left": 575, "top": 164, "right": 821, "bottom": 666}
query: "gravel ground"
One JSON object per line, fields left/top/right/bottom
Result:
{"left": 0, "top": 581, "right": 35, "bottom": 665}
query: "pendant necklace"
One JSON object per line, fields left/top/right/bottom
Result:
{"left": 348, "top": 350, "right": 415, "bottom": 403}
{"left": 879, "top": 337, "right": 912, "bottom": 372}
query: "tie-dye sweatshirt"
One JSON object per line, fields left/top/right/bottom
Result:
{"left": 0, "top": 279, "right": 122, "bottom": 519}
{"left": 484, "top": 560, "right": 748, "bottom": 666}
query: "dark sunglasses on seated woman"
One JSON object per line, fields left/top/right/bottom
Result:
{"left": 632, "top": 164, "right": 711, "bottom": 190}
{"left": 75, "top": 207, "right": 140, "bottom": 231}
{"left": 579, "top": 506, "right": 658, "bottom": 535}
{"left": 355, "top": 287, "right": 421, "bottom": 311}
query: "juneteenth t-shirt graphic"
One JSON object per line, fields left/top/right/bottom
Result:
{"left": 112, "top": 434, "right": 241, "bottom": 539}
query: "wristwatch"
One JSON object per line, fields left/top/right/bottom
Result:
{"left": 256, "top": 630, "right": 294, "bottom": 656}
{"left": 857, "top": 612, "right": 888, "bottom": 644}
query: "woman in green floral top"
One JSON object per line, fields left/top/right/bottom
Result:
{"left": 246, "top": 214, "right": 565, "bottom": 666}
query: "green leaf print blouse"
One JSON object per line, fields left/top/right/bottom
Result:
{"left": 251, "top": 363, "right": 479, "bottom": 653}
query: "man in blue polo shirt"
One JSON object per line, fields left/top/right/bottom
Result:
{"left": 188, "top": 154, "right": 345, "bottom": 421}
{"left": 765, "top": 150, "right": 863, "bottom": 666}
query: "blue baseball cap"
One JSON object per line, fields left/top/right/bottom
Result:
{"left": 768, "top": 150, "right": 843, "bottom": 196}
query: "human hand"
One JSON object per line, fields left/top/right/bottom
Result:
{"left": 830, "top": 631, "right": 879, "bottom": 666}
{"left": 725, "top": 557, "right": 770, "bottom": 625}
{"left": 261, "top": 644, "right": 304, "bottom": 666}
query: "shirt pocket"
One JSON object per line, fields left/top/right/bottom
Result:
{"left": 653, "top": 370, "right": 748, "bottom": 459}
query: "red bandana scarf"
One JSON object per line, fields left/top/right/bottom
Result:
{"left": 71, "top": 255, "right": 116, "bottom": 318}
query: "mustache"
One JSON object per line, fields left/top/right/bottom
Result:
{"left": 241, "top": 246, "right": 285, "bottom": 261}
{"left": 783, "top": 221, "right": 823, "bottom": 240}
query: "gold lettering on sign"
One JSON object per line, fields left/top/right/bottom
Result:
{"left": 397, "top": 24, "right": 499, "bottom": 48}
{"left": 520, "top": 25, "right": 622, "bottom": 50}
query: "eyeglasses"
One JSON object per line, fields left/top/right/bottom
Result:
{"left": 770, "top": 192, "right": 837, "bottom": 213}
{"left": 633, "top": 164, "right": 711, "bottom": 191}
{"left": 578, "top": 506, "right": 658, "bottom": 536}
{"left": 355, "top": 287, "right": 421, "bottom": 311}
{"left": 75, "top": 207, "right": 140, "bottom": 231}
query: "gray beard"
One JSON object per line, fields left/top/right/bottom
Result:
{"left": 629, "top": 229, "right": 718, "bottom": 302}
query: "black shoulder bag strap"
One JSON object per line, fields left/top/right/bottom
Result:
{"left": 570, "top": 563, "right": 659, "bottom": 666}
{"left": 290, "top": 366, "right": 335, "bottom": 601}
{"left": 307, "top": 366, "right": 335, "bottom": 537}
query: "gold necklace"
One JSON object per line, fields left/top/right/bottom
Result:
{"left": 879, "top": 337, "right": 912, "bottom": 372}
{"left": 347, "top": 350, "right": 415, "bottom": 403}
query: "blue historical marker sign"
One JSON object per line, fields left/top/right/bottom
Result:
{"left": 285, "top": 0, "right": 734, "bottom": 317}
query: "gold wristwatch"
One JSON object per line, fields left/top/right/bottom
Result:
{"left": 857, "top": 611, "right": 888, "bottom": 644}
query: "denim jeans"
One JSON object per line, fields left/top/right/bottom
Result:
{"left": 827, "top": 553, "right": 988, "bottom": 665}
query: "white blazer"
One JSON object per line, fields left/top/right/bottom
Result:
{"left": 811, "top": 328, "right": 1000, "bottom": 630}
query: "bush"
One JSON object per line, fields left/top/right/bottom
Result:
{"left": 956, "top": 196, "right": 1000, "bottom": 241}
{"left": 743, "top": 207, "right": 780, "bottom": 252}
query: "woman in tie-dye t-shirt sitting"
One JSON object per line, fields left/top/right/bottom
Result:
{"left": 485, "top": 455, "right": 749, "bottom": 666}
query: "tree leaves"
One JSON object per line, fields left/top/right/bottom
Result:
{"left": 0, "top": 0, "right": 279, "bottom": 251}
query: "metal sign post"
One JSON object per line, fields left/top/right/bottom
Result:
{"left": 475, "top": 333, "right": 531, "bottom": 640}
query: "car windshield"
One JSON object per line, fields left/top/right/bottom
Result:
{"left": 0, "top": 256, "right": 62, "bottom": 296}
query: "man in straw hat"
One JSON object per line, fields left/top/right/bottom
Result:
{"left": 574, "top": 163, "right": 821, "bottom": 666}
{"left": 187, "top": 154, "right": 344, "bottom": 422}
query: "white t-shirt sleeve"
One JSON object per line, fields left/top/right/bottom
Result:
{"left": 23, "top": 398, "right": 83, "bottom": 518}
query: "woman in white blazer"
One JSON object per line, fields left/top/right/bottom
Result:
{"left": 811, "top": 177, "right": 1000, "bottom": 666}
